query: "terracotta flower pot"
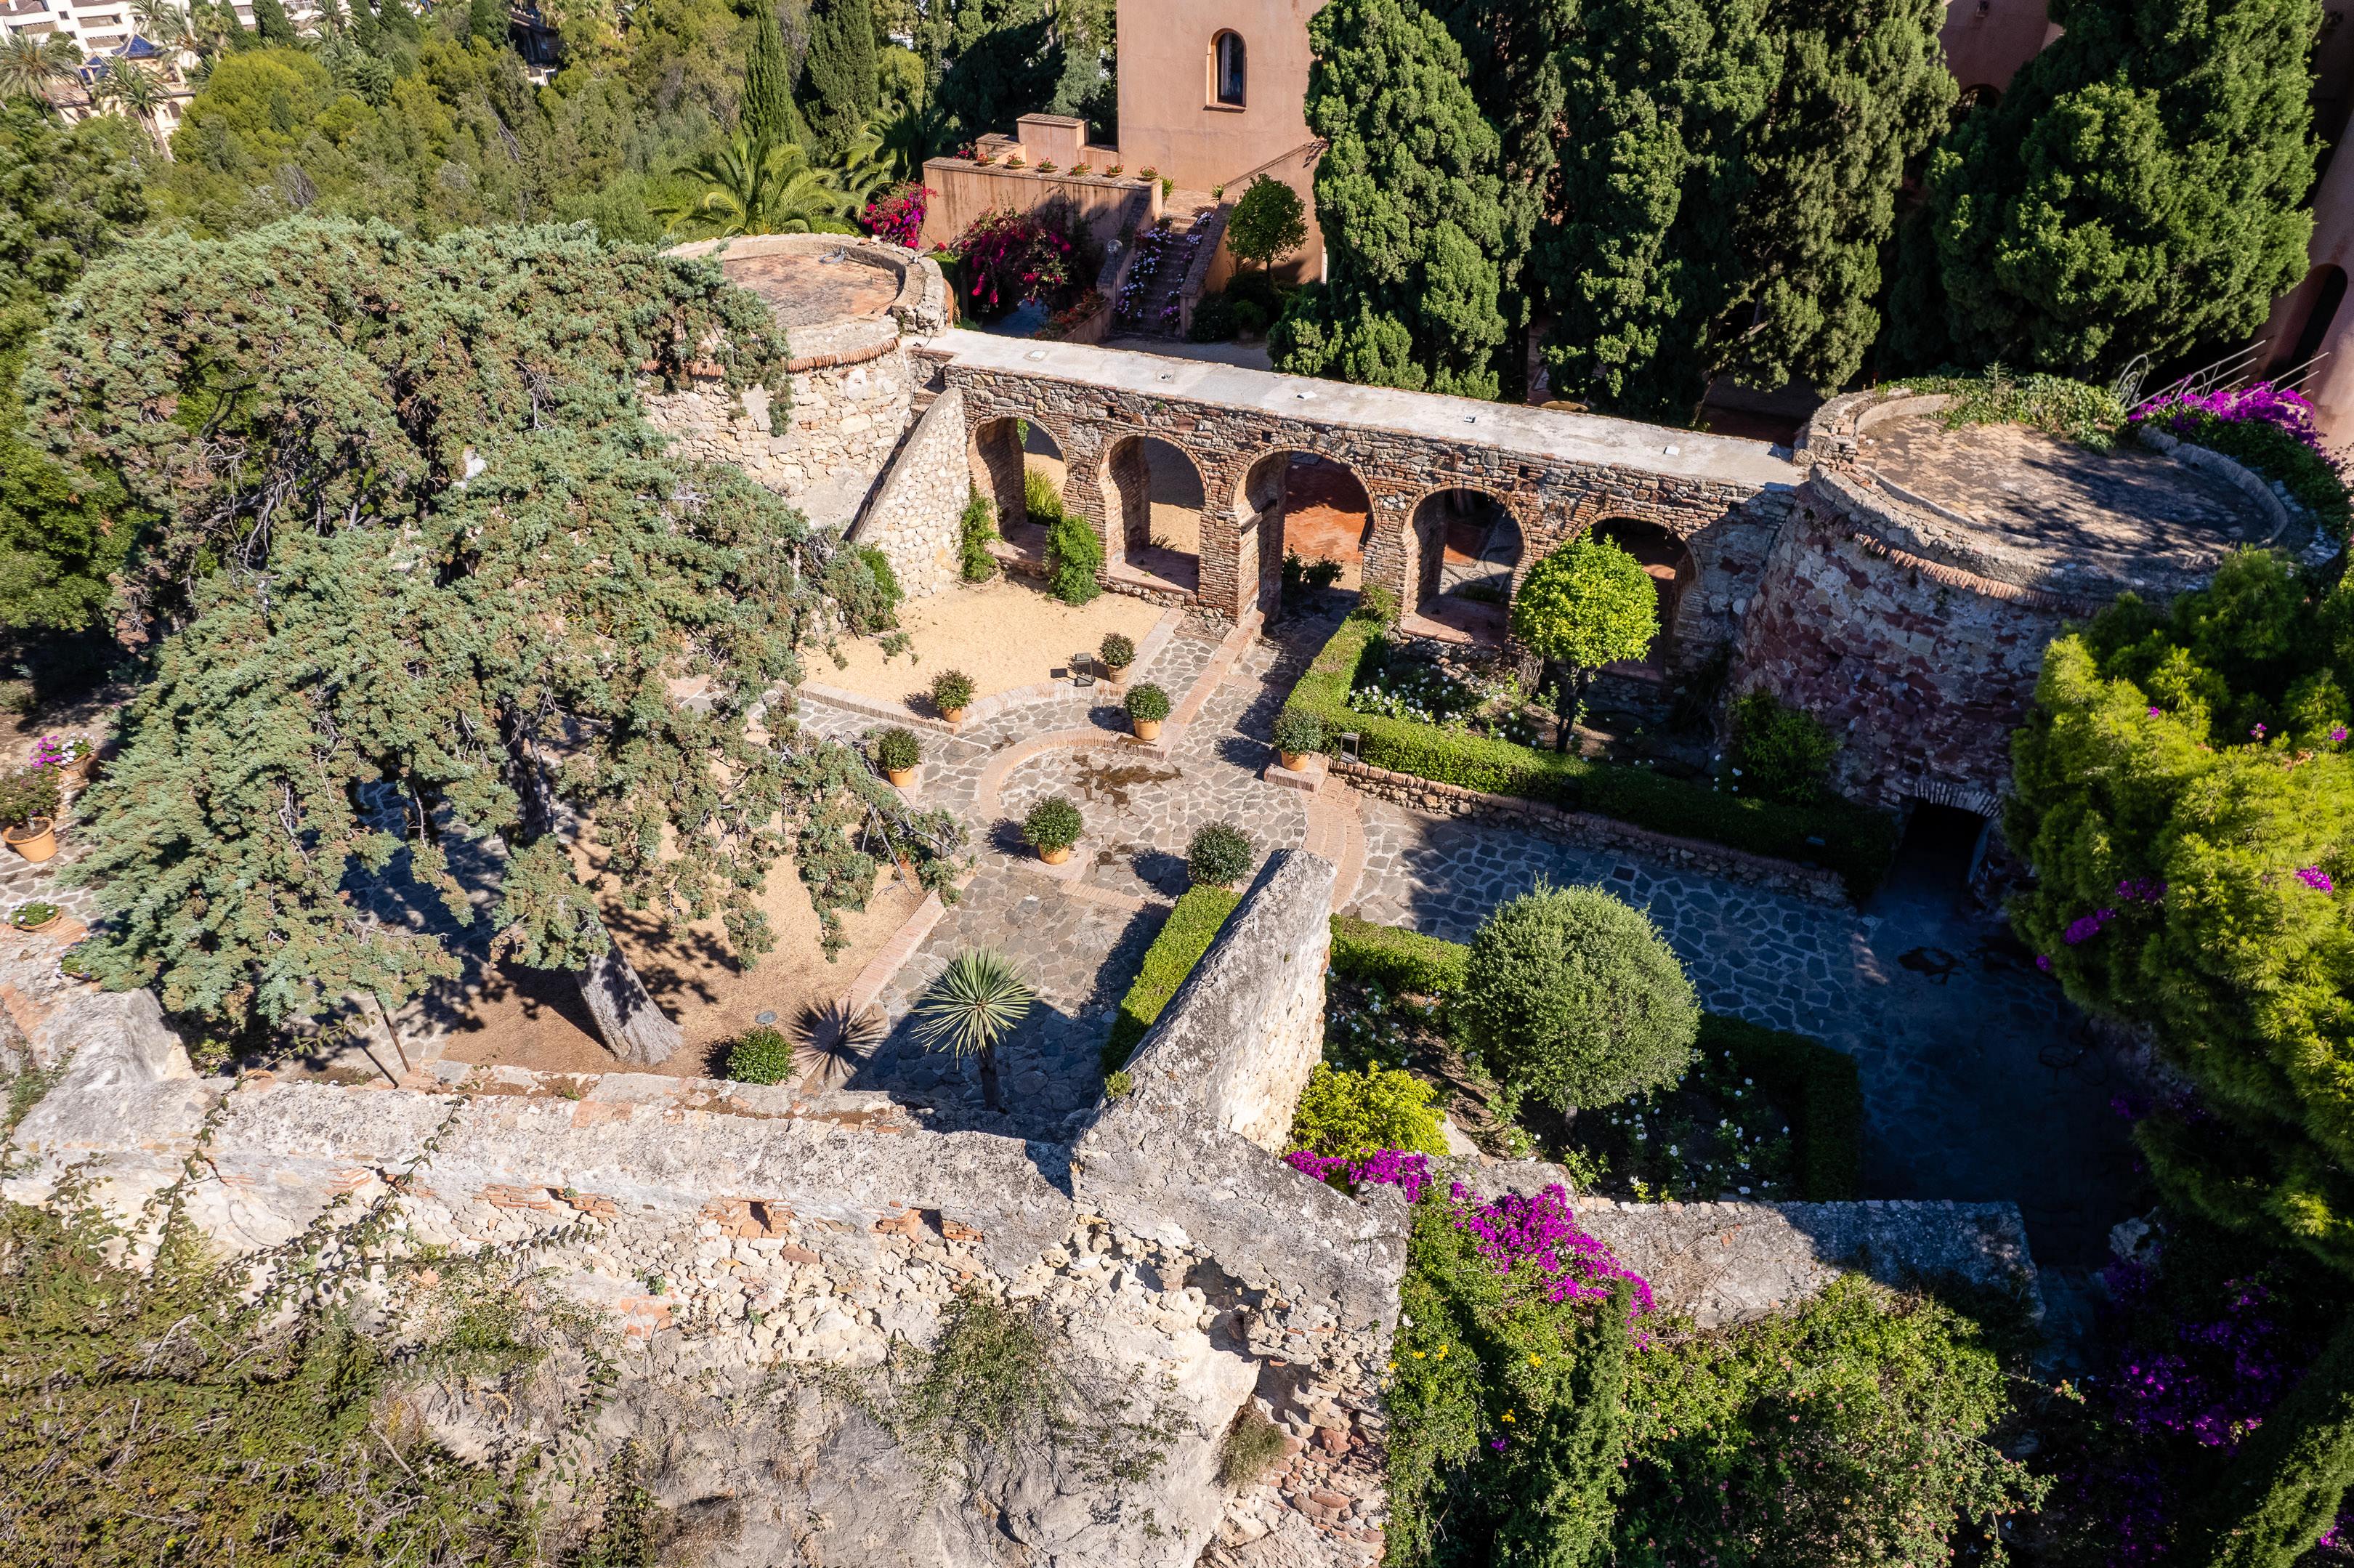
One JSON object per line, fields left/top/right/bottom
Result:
{"left": 1132, "top": 718, "right": 1162, "bottom": 743}
{"left": 4, "top": 817, "right": 57, "bottom": 863}
{"left": 1104, "top": 663, "right": 1131, "bottom": 685}
{"left": 1039, "top": 844, "right": 1073, "bottom": 866}
{"left": 886, "top": 767, "right": 916, "bottom": 789}
{"left": 941, "top": 706, "right": 967, "bottom": 724}
{"left": 1279, "top": 751, "right": 1306, "bottom": 771}
{"left": 12, "top": 909, "right": 60, "bottom": 935}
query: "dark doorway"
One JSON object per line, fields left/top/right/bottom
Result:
{"left": 1876, "top": 801, "right": 1990, "bottom": 914}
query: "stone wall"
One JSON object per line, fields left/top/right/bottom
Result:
{"left": 1733, "top": 470, "right": 2095, "bottom": 815}
{"left": 645, "top": 344, "right": 917, "bottom": 533}
{"left": 852, "top": 383, "right": 973, "bottom": 599}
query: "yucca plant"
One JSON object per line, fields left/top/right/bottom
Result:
{"left": 912, "top": 949, "right": 1035, "bottom": 1112}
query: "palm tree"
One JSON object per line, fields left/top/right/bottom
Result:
{"left": 873, "top": 100, "right": 947, "bottom": 182}
{"left": 129, "top": 0, "right": 192, "bottom": 52}
{"left": 831, "top": 129, "right": 899, "bottom": 215}
{"left": 94, "top": 57, "right": 169, "bottom": 153}
{"left": 0, "top": 33, "right": 85, "bottom": 117}
{"left": 911, "top": 950, "right": 1034, "bottom": 1114}
{"left": 655, "top": 133, "right": 856, "bottom": 239}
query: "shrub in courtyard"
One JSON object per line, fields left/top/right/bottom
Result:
{"left": 931, "top": 668, "right": 976, "bottom": 716}
{"left": 1452, "top": 883, "right": 1699, "bottom": 1110}
{"left": 1511, "top": 536, "right": 1659, "bottom": 751}
{"left": 1272, "top": 708, "right": 1324, "bottom": 761}
{"left": 1125, "top": 682, "right": 1171, "bottom": 724}
{"left": 1186, "top": 821, "right": 1254, "bottom": 887}
{"left": 912, "top": 949, "right": 1035, "bottom": 1113}
{"left": 725, "top": 1025, "right": 796, "bottom": 1085}
{"left": 1288, "top": 1063, "right": 1446, "bottom": 1161}
{"left": 1024, "top": 464, "right": 1066, "bottom": 526}
{"left": 828, "top": 543, "right": 904, "bottom": 635}
{"left": 1021, "top": 796, "right": 1083, "bottom": 853}
{"left": 1099, "top": 631, "right": 1136, "bottom": 673}
{"left": 958, "top": 489, "right": 998, "bottom": 581}
{"left": 1726, "top": 688, "right": 1840, "bottom": 804}
{"left": 1045, "top": 512, "right": 1103, "bottom": 605}
{"left": 873, "top": 727, "right": 921, "bottom": 775}
{"left": 1356, "top": 581, "right": 1399, "bottom": 625}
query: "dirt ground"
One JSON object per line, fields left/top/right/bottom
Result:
{"left": 433, "top": 856, "right": 926, "bottom": 1082}
{"left": 811, "top": 575, "right": 1168, "bottom": 712}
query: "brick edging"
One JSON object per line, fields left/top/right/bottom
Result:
{"left": 1328, "top": 759, "right": 1848, "bottom": 904}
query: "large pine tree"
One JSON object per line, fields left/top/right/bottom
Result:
{"left": 1538, "top": 0, "right": 1774, "bottom": 422}
{"left": 1274, "top": 0, "right": 1508, "bottom": 400}
{"left": 36, "top": 220, "right": 963, "bottom": 1064}
{"left": 1914, "top": 0, "right": 2319, "bottom": 376}
{"left": 802, "top": 0, "right": 878, "bottom": 161}
{"left": 1718, "top": 0, "right": 1953, "bottom": 394}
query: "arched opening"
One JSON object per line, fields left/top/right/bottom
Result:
{"left": 1238, "top": 450, "right": 1375, "bottom": 613}
{"left": 1589, "top": 517, "right": 1696, "bottom": 673}
{"left": 1957, "top": 83, "right": 1999, "bottom": 115}
{"left": 1100, "top": 434, "right": 1203, "bottom": 594}
{"left": 971, "top": 416, "right": 1067, "bottom": 570}
{"left": 1213, "top": 31, "right": 1247, "bottom": 107}
{"left": 1408, "top": 488, "right": 1519, "bottom": 644}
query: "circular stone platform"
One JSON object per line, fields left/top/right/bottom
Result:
{"left": 1847, "top": 404, "right": 2281, "bottom": 597}
{"left": 716, "top": 246, "right": 905, "bottom": 329}
{"left": 668, "top": 233, "right": 946, "bottom": 365}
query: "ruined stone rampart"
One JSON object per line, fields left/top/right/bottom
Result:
{"left": 852, "top": 381, "right": 973, "bottom": 598}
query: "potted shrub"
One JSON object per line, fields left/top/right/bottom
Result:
{"left": 57, "top": 942, "right": 92, "bottom": 984}
{"left": 9, "top": 899, "right": 61, "bottom": 934}
{"left": 1187, "top": 822, "right": 1253, "bottom": 889}
{"left": 1272, "top": 708, "right": 1324, "bottom": 771}
{"left": 933, "top": 668, "right": 977, "bottom": 724}
{"left": 1, "top": 767, "right": 61, "bottom": 863}
{"left": 1099, "top": 631, "right": 1136, "bottom": 682}
{"left": 1023, "top": 795, "right": 1083, "bottom": 865}
{"left": 875, "top": 726, "right": 922, "bottom": 788}
{"left": 1125, "top": 682, "right": 1171, "bottom": 741}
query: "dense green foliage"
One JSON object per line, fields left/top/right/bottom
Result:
{"left": 1726, "top": 689, "right": 1840, "bottom": 804}
{"left": 1044, "top": 509, "right": 1102, "bottom": 604}
{"left": 1386, "top": 1200, "right": 1634, "bottom": 1568}
{"left": 1282, "top": 615, "right": 1901, "bottom": 892}
{"left": 1513, "top": 536, "right": 1660, "bottom": 745}
{"left": 1123, "top": 680, "right": 1170, "bottom": 723}
{"left": 44, "top": 220, "right": 959, "bottom": 1048}
{"left": 2007, "top": 548, "right": 2354, "bottom": 1272}
{"left": 1020, "top": 793, "right": 1083, "bottom": 851}
{"left": 1186, "top": 820, "right": 1255, "bottom": 886}
{"left": 1453, "top": 883, "right": 1702, "bottom": 1110}
{"left": 1616, "top": 1276, "right": 2045, "bottom": 1565}
{"left": 1274, "top": 0, "right": 1507, "bottom": 398}
{"left": 0, "top": 103, "right": 149, "bottom": 633}
{"left": 1099, "top": 884, "right": 1242, "bottom": 1074}
{"left": 1226, "top": 174, "right": 1307, "bottom": 273}
{"left": 726, "top": 1023, "right": 798, "bottom": 1083}
{"left": 958, "top": 489, "right": 1000, "bottom": 581}
{"left": 1330, "top": 913, "right": 1472, "bottom": 995}
{"left": 0, "top": 1197, "right": 569, "bottom": 1566}
{"left": 2197, "top": 1313, "right": 2354, "bottom": 1568}
{"left": 874, "top": 725, "right": 922, "bottom": 773}
{"left": 1288, "top": 1062, "right": 1449, "bottom": 1159}
{"left": 1903, "top": 0, "right": 2318, "bottom": 376}
{"left": 801, "top": 0, "right": 878, "bottom": 162}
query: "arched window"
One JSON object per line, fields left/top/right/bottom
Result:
{"left": 1213, "top": 31, "right": 1246, "bottom": 107}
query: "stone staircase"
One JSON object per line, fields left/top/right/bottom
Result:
{"left": 1114, "top": 199, "right": 1223, "bottom": 338}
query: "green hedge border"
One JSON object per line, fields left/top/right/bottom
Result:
{"left": 1099, "top": 886, "right": 1244, "bottom": 1077}
{"left": 1329, "top": 916, "right": 1863, "bottom": 1201}
{"left": 1279, "top": 615, "right": 1898, "bottom": 897}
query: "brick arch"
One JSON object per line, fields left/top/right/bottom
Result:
{"left": 1231, "top": 448, "right": 1380, "bottom": 613}
{"left": 1096, "top": 430, "right": 1210, "bottom": 597}
{"left": 967, "top": 411, "right": 1079, "bottom": 540}
{"left": 1403, "top": 482, "right": 1530, "bottom": 622}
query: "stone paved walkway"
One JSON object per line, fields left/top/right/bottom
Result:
{"left": 826, "top": 599, "right": 2136, "bottom": 1266}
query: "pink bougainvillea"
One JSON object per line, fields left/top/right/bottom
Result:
{"left": 943, "top": 207, "right": 1078, "bottom": 318}
{"left": 860, "top": 184, "right": 929, "bottom": 248}
{"left": 2133, "top": 381, "right": 2334, "bottom": 459}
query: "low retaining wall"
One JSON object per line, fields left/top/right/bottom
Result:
{"left": 1328, "top": 759, "right": 1849, "bottom": 904}
{"left": 851, "top": 382, "right": 973, "bottom": 598}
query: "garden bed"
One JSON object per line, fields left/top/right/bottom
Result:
{"left": 811, "top": 576, "right": 1167, "bottom": 714}
{"left": 1324, "top": 917, "right": 1861, "bottom": 1200}
{"left": 1281, "top": 613, "right": 1897, "bottom": 895}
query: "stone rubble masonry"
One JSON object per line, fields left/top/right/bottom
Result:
{"left": 1330, "top": 758, "right": 1849, "bottom": 904}
{"left": 937, "top": 328, "right": 1795, "bottom": 656}
{"left": 1574, "top": 1195, "right": 2042, "bottom": 1332}
{"left": 850, "top": 381, "right": 973, "bottom": 599}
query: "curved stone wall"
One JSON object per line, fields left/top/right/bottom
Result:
{"left": 1734, "top": 470, "right": 2100, "bottom": 815}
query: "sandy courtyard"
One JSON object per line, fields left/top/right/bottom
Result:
{"left": 812, "top": 575, "right": 1168, "bottom": 712}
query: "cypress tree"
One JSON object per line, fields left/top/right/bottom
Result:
{"left": 219, "top": 0, "right": 256, "bottom": 51}
{"left": 1048, "top": 0, "right": 1115, "bottom": 140}
{"left": 931, "top": 0, "right": 1056, "bottom": 139}
{"left": 743, "top": 0, "right": 798, "bottom": 146}
{"left": 374, "top": 0, "right": 421, "bottom": 44}
{"left": 251, "top": 0, "right": 299, "bottom": 46}
{"left": 1538, "top": 0, "right": 1774, "bottom": 422}
{"left": 36, "top": 220, "right": 966, "bottom": 1062}
{"left": 1717, "top": 0, "right": 1953, "bottom": 394}
{"left": 348, "top": 0, "right": 381, "bottom": 54}
{"left": 468, "top": 0, "right": 506, "bottom": 47}
{"left": 1273, "top": 0, "right": 1508, "bottom": 400}
{"left": 802, "top": 0, "right": 878, "bottom": 161}
{"left": 1917, "top": 0, "right": 2319, "bottom": 376}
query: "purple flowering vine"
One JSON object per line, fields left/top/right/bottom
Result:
{"left": 2299, "top": 866, "right": 2337, "bottom": 894}
{"left": 2133, "top": 381, "right": 2336, "bottom": 461}
{"left": 2116, "top": 878, "right": 2168, "bottom": 905}
{"left": 1447, "top": 1181, "right": 1654, "bottom": 1318}
{"left": 2064, "top": 908, "right": 2119, "bottom": 945}
{"left": 1284, "top": 1147, "right": 1433, "bottom": 1204}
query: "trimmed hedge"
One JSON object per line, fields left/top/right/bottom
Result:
{"left": 1281, "top": 616, "right": 1897, "bottom": 896}
{"left": 1099, "top": 886, "right": 1244, "bottom": 1076}
{"left": 1330, "top": 917, "right": 1862, "bottom": 1200}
